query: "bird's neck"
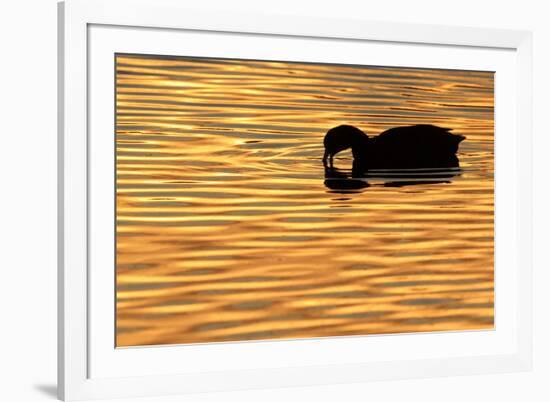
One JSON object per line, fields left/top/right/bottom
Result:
{"left": 350, "top": 135, "right": 370, "bottom": 159}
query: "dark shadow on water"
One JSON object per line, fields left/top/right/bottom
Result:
{"left": 324, "top": 165, "right": 370, "bottom": 192}
{"left": 324, "top": 164, "right": 462, "bottom": 194}
{"left": 34, "top": 384, "right": 57, "bottom": 399}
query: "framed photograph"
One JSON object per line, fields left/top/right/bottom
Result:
{"left": 58, "top": 0, "right": 533, "bottom": 400}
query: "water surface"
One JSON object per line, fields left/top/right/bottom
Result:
{"left": 115, "top": 54, "right": 494, "bottom": 347}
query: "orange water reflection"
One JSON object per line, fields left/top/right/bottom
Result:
{"left": 116, "top": 54, "right": 494, "bottom": 347}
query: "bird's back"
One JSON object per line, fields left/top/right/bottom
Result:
{"left": 358, "top": 124, "right": 465, "bottom": 169}
{"left": 378, "top": 124, "right": 462, "bottom": 143}
{"left": 375, "top": 125, "right": 463, "bottom": 153}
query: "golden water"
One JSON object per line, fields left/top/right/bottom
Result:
{"left": 115, "top": 54, "right": 494, "bottom": 347}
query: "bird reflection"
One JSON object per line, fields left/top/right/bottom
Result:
{"left": 324, "top": 165, "right": 369, "bottom": 192}
{"left": 324, "top": 161, "right": 461, "bottom": 193}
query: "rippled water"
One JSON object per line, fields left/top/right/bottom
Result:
{"left": 115, "top": 54, "right": 494, "bottom": 347}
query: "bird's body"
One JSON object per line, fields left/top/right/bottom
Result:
{"left": 323, "top": 124, "right": 465, "bottom": 170}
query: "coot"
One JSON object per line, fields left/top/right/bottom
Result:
{"left": 322, "top": 124, "right": 465, "bottom": 170}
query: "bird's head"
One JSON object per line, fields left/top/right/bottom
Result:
{"left": 322, "top": 125, "right": 369, "bottom": 165}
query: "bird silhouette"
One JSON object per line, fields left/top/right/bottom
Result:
{"left": 322, "top": 124, "right": 465, "bottom": 171}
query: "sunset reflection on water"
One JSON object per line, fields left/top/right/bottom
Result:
{"left": 115, "top": 54, "right": 494, "bottom": 347}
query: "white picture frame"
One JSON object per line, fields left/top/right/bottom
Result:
{"left": 58, "top": 0, "right": 533, "bottom": 400}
